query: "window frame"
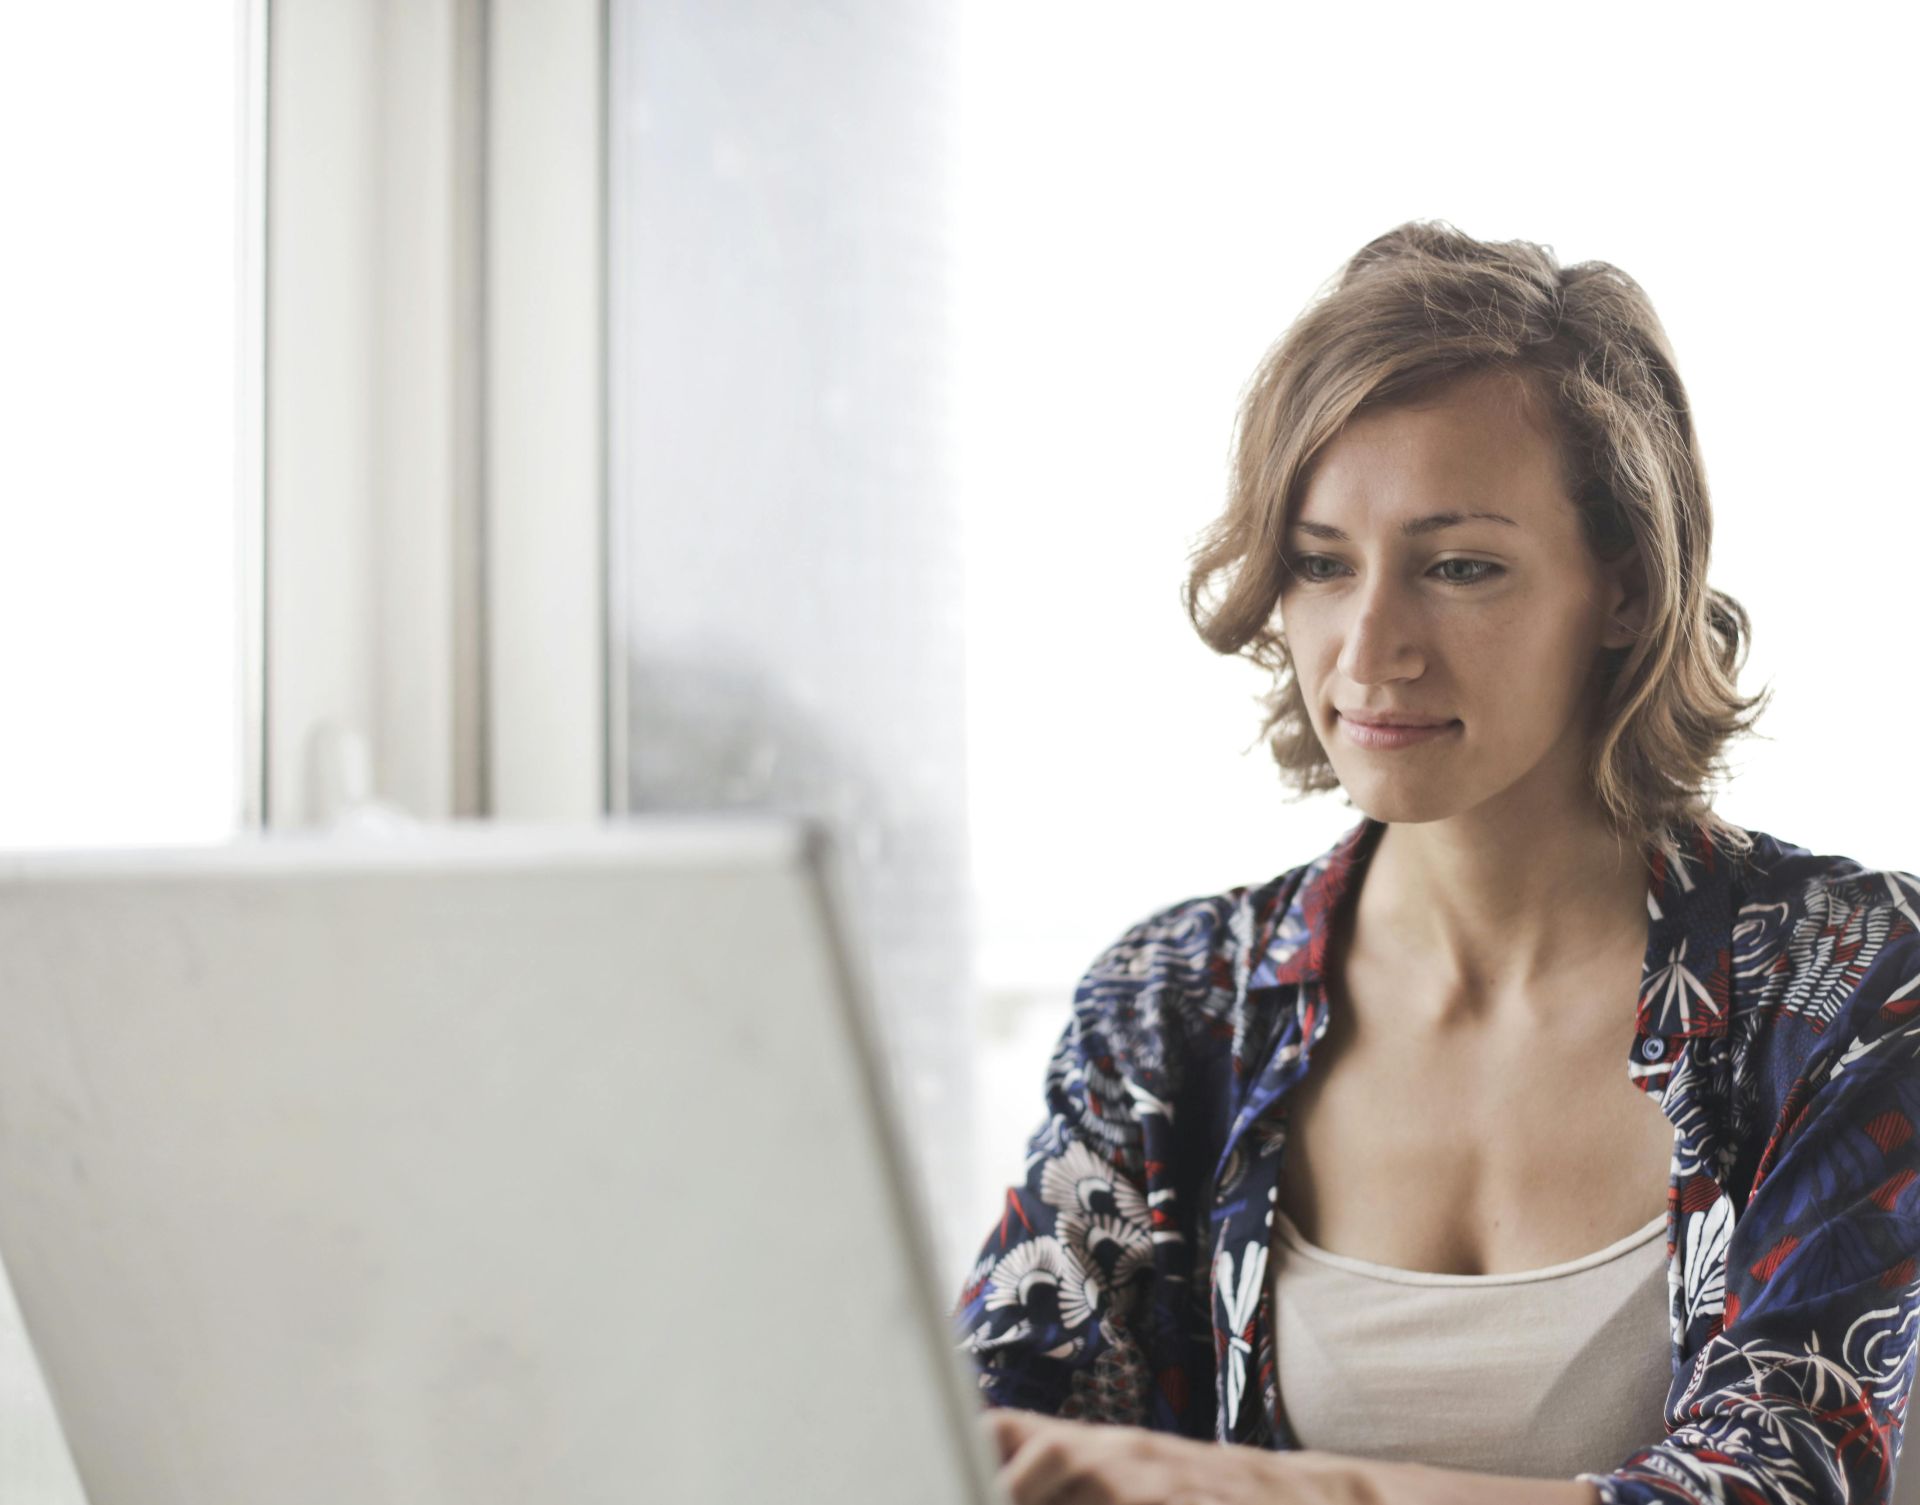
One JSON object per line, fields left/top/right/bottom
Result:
{"left": 259, "top": 0, "right": 613, "bottom": 829}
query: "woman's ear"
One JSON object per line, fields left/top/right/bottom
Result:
{"left": 1599, "top": 546, "right": 1648, "bottom": 650}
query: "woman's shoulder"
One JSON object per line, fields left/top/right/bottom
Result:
{"left": 1704, "top": 818, "right": 1920, "bottom": 1037}
{"left": 1077, "top": 831, "right": 1349, "bottom": 997}
{"left": 1725, "top": 822, "right": 1920, "bottom": 905}
{"left": 1047, "top": 863, "right": 1321, "bottom": 1128}
{"left": 1063, "top": 825, "right": 1365, "bottom": 1076}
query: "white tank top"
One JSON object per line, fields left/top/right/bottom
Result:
{"left": 1271, "top": 1207, "right": 1672, "bottom": 1478}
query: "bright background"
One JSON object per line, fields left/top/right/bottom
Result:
{"left": 0, "top": 5, "right": 242, "bottom": 854}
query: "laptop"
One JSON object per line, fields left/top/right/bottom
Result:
{"left": 0, "top": 815, "right": 1003, "bottom": 1505}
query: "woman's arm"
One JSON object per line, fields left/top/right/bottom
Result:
{"left": 1364, "top": 1458, "right": 1601, "bottom": 1505}
{"left": 1569, "top": 936, "right": 1920, "bottom": 1505}
{"left": 985, "top": 1411, "right": 1603, "bottom": 1505}
{"left": 955, "top": 897, "right": 1233, "bottom": 1429}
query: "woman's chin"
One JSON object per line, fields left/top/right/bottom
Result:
{"left": 1336, "top": 773, "right": 1472, "bottom": 827}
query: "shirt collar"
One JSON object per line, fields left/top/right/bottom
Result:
{"left": 1245, "top": 811, "right": 1740, "bottom": 1049}
{"left": 1249, "top": 815, "right": 1381, "bottom": 993}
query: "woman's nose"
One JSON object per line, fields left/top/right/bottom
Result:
{"left": 1335, "top": 578, "right": 1425, "bottom": 686}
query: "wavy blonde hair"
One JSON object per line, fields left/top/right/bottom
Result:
{"left": 1182, "top": 221, "right": 1769, "bottom": 858}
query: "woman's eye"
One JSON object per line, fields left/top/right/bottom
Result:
{"left": 1285, "top": 555, "right": 1502, "bottom": 586}
{"left": 1432, "top": 558, "right": 1502, "bottom": 586}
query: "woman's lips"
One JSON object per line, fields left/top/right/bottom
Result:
{"left": 1339, "top": 714, "right": 1461, "bottom": 750}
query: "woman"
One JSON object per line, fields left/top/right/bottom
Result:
{"left": 954, "top": 222, "right": 1920, "bottom": 1505}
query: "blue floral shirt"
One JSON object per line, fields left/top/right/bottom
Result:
{"left": 953, "top": 816, "right": 1920, "bottom": 1504}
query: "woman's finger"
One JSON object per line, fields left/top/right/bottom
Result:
{"left": 996, "top": 1416, "right": 1098, "bottom": 1504}
{"left": 981, "top": 1407, "right": 1046, "bottom": 1464}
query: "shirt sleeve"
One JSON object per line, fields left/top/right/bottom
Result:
{"left": 950, "top": 903, "right": 1214, "bottom": 1430}
{"left": 1578, "top": 939, "right": 1920, "bottom": 1505}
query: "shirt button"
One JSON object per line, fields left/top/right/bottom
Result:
{"left": 1639, "top": 1036, "right": 1668, "bottom": 1061}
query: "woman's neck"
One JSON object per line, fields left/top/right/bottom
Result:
{"left": 1351, "top": 803, "right": 1652, "bottom": 1015}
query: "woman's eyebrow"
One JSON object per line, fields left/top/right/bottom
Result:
{"left": 1288, "top": 511, "right": 1520, "bottom": 541}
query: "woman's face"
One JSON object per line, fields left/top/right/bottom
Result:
{"left": 1277, "top": 371, "right": 1641, "bottom": 830}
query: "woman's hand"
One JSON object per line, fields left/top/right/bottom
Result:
{"left": 981, "top": 1409, "right": 1371, "bottom": 1505}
